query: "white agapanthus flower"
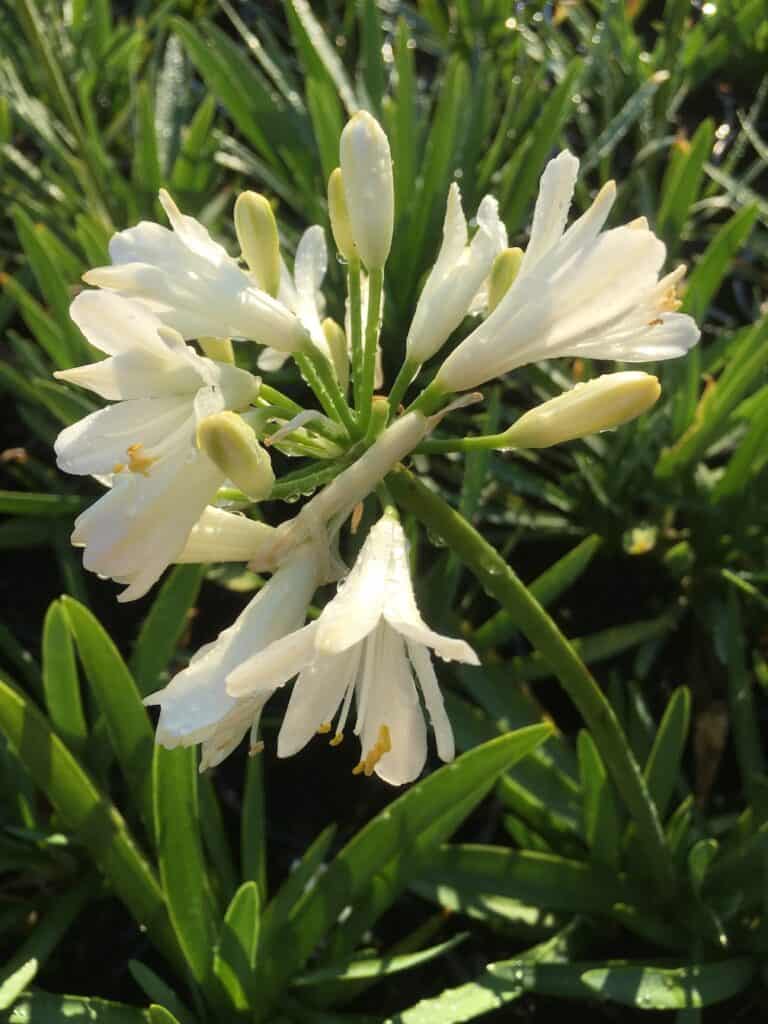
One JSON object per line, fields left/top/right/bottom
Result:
{"left": 406, "top": 184, "right": 507, "bottom": 365}
{"left": 435, "top": 150, "right": 700, "bottom": 393}
{"left": 83, "top": 189, "right": 308, "bottom": 353}
{"left": 227, "top": 514, "right": 479, "bottom": 786}
{"left": 54, "top": 291, "right": 260, "bottom": 601}
{"left": 145, "top": 544, "right": 320, "bottom": 771}
{"left": 258, "top": 225, "right": 330, "bottom": 372}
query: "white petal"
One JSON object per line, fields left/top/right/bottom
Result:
{"left": 158, "top": 189, "right": 231, "bottom": 264}
{"left": 407, "top": 640, "right": 455, "bottom": 763}
{"left": 277, "top": 646, "right": 360, "bottom": 758}
{"left": 361, "top": 626, "right": 427, "bottom": 786}
{"left": 258, "top": 346, "right": 291, "bottom": 372}
{"left": 176, "top": 507, "right": 278, "bottom": 563}
{"left": 55, "top": 396, "right": 193, "bottom": 476}
{"left": 146, "top": 547, "right": 318, "bottom": 743}
{"left": 380, "top": 517, "right": 480, "bottom": 664}
{"left": 73, "top": 448, "right": 224, "bottom": 601}
{"left": 70, "top": 291, "right": 178, "bottom": 359}
{"left": 432, "top": 184, "right": 468, "bottom": 282}
{"left": 226, "top": 622, "right": 319, "bottom": 698}
{"left": 313, "top": 518, "right": 392, "bottom": 654}
{"left": 523, "top": 150, "right": 579, "bottom": 271}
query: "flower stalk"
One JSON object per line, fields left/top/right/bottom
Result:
{"left": 386, "top": 465, "right": 676, "bottom": 898}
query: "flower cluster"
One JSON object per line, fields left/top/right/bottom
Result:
{"left": 54, "top": 111, "right": 699, "bottom": 783}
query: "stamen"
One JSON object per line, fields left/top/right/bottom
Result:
{"left": 112, "top": 462, "right": 126, "bottom": 474}
{"left": 317, "top": 722, "right": 332, "bottom": 734}
{"left": 360, "top": 724, "right": 392, "bottom": 777}
{"left": 126, "top": 443, "right": 156, "bottom": 476}
{"left": 330, "top": 732, "right": 344, "bottom": 746}
{"left": 351, "top": 501, "right": 364, "bottom": 534}
{"left": 249, "top": 740, "right": 265, "bottom": 756}
{"left": 352, "top": 761, "right": 365, "bottom": 775}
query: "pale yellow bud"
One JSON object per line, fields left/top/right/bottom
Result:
{"left": 198, "top": 337, "right": 234, "bottom": 363}
{"left": 197, "top": 411, "right": 275, "bottom": 500}
{"left": 487, "top": 247, "right": 523, "bottom": 313}
{"left": 322, "top": 317, "right": 349, "bottom": 391}
{"left": 339, "top": 112, "right": 394, "bottom": 270}
{"left": 234, "top": 191, "right": 281, "bottom": 297}
{"left": 327, "top": 168, "right": 357, "bottom": 262}
{"left": 500, "top": 372, "right": 661, "bottom": 449}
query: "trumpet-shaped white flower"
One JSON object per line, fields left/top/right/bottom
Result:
{"left": 406, "top": 185, "right": 507, "bottom": 365}
{"left": 83, "top": 189, "right": 308, "bottom": 353}
{"left": 227, "top": 514, "right": 479, "bottom": 786}
{"left": 145, "top": 544, "right": 320, "bottom": 771}
{"left": 55, "top": 292, "right": 259, "bottom": 601}
{"left": 435, "top": 150, "right": 700, "bottom": 393}
{"left": 258, "top": 225, "right": 330, "bottom": 372}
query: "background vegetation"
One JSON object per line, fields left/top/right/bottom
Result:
{"left": 1, "top": 0, "right": 767, "bottom": 1020}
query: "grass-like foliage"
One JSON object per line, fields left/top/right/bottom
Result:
{"left": 1, "top": 1, "right": 768, "bottom": 1021}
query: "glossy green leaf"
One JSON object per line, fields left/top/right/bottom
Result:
{"left": 213, "top": 881, "right": 260, "bottom": 1010}
{"left": 0, "top": 679, "right": 180, "bottom": 970}
{"left": 3, "top": 993, "right": 150, "bottom": 1023}
{"left": 577, "top": 730, "right": 622, "bottom": 868}
{"left": 683, "top": 205, "right": 758, "bottom": 322}
{"left": 61, "top": 597, "right": 155, "bottom": 838}
{"left": 153, "top": 745, "right": 218, "bottom": 985}
{"left": 295, "top": 933, "right": 467, "bottom": 987}
{"left": 256, "top": 726, "right": 550, "bottom": 1013}
{"left": 42, "top": 599, "right": 87, "bottom": 759}
{"left": 0, "top": 491, "right": 83, "bottom": 518}
{"left": 644, "top": 687, "right": 690, "bottom": 820}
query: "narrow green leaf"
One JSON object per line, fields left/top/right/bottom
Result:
{"left": 724, "top": 592, "right": 765, "bottom": 802}
{"left": 683, "top": 205, "right": 758, "bottom": 323}
{"left": 577, "top": 730, "right": 622, "bottom": 868}
{"left": 657, "top": 120, "right": 715, "bottom": 247}
{"left": 241, "top": 754, "right": 268, "bottom": 899}
{"left": 359, "top": 0, "right": 386, "bottom": 115}
{"left": 128, "top": 961, "right": 194, "bottom": 1024}
{"left": 0, "top": 491, "right": 83, "bottom": 518}
{"left": 644, "top": 687, "right": 690, "bottom": 820}
{"left": 169, "top": 95, "right": 217, "bottom": 195}
{"left": 61, "top": 597, "right": 155, "bottom": 838}
{"left": 42, "top": 599, "right": 87, "bottom": 759}
{"left": 295, "top": 933, "right": 467, "bottom": 987}
{"left": 0, "top": 679, "right": 180, "bottom": 970}
{"left": 3, "top": 993, "right": 150, "bottom": 1023}
{"left": 284, "top": 0, "right": 358, "bottom": 116}
{"left": 580, "top": 71, "right": 668, "bottom": 174}
{"left": 257, "top": 727, "right": 550, "bottom": 1011}
{"left": 475, "top": 535, "right": 603, "bottom": 648}
{"left": 213, "top": 881, "right": 260, "bottom": 1010}
{"left": 153, "top": 745, "right": 218, "bottom": 985}
{"left": 132, "top": 81, "right": 161, "bottom": 196}
{"left": 502, "top": 59, "right": 583, "bottom": 233}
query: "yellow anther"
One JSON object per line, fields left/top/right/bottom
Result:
{"left": 352, "top": 761, "right": 366, "bottom": 775}
{"left": 659, "top": 286, "right": 682, "bottom": 312}
{"left": 329, "top": 732, "right": 344, "bottom": 747}
{"left": 358, "top": 724, "right": 392, "bottom": 777}
{"left": 317, "top": 722, "right": 332, "bottom": 734}
{"left": 126, "top": 443, "right": 156, "bottom": 477}
{"left": 249, "top": 740, "right": 265, "bottom": 756}
{"left": 112, "top": 462, "right": 126, "bottom": 474}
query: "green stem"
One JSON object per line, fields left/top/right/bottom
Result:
{"left": 386, "top": 466, "right": 675, "bottom": 899}
{"left": 348, "top": 259, "right": 364, "bottom": 410}
{"left": 294, "top": 353, "right": 347, "bottom": 432}
{"left": 307, "top": 346, "right": 357, "bottom": 438}
{"left": 404, "top": 379, "right": 450, "bottom": 418}
{"left": 256, "top": 385, "right": 345, "bottom": 444}
{"left": 358, "top": 266, "right": 384, "bottom": 432}
{"left": 388, "top": 358, "right": 420, "bottom": 418}
{"left": 417, "top": 432, "right": 512, "bottom": 454}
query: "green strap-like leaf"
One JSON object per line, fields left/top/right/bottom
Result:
{"left": 213, "top": 881, "right": 261, "bottom": 1011}
{"left": 0, "top": 679, "right": 181, "bottom": 971}
{"left": 42, "top": 599, "right": 87, "bottom": 759}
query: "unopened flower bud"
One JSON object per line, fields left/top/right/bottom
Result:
{"left": 327, "top": 168, "right": 357, "bottom": 263}
{"left": 500, "top": 372, "right": 661, "bottom": 449}
{"left": 322, "top": 317, "right": 349, "bottom": 391}
{"left": 487, "top": 247, "right": 523, "bottom": 313}
{"left": 199, "top": 337, "right": 235, "bottom": 364}
{"left": 234, "top": 192, "right": 281, "bottom": 297}
{"left": 197, "top": 411, "right": 275, "bottom": 500}
{"left": 339, "top": 112, "right": 394, "bottom": 271}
